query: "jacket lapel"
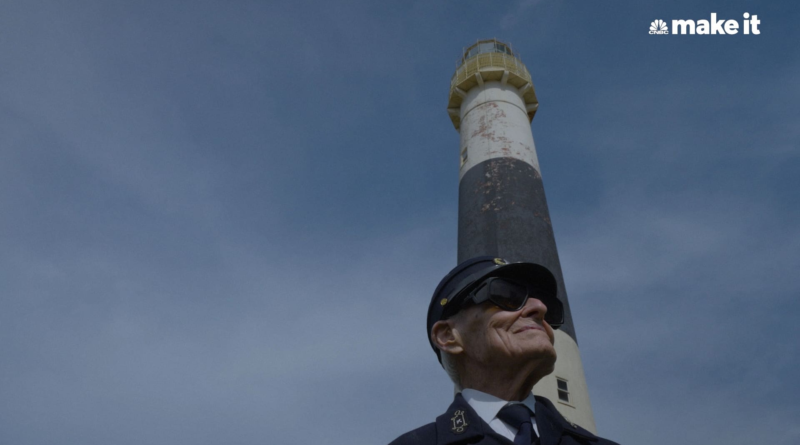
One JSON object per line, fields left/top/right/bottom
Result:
{"left": 435, "top": 393, "right": 488, "bottom": 445}
{"left": 433, "top": 393, "right": 601, "bottom": 445}
{"left": 535, "top": 396, "right": 600, "bottom": 444}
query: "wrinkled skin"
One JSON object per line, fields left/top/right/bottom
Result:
{"left": 432, "top": 297, "right": 556, "bottom": 401}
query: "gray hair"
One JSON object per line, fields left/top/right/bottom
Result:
{"left": 440, "top": 351, "right": 462, "bottom": 392}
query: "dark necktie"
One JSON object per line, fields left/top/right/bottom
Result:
{"left": 497, "top": 403, "right": 538, "bottom": 445}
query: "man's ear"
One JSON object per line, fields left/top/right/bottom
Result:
{"left": 431, "top": 320, "right": 464, "bottom": 355}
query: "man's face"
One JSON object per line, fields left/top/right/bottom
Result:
{"left": 452, "top": 292, "right": 556, "bottom": 369}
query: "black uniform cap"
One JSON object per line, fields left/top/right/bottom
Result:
{"left": 426, "top": 256, "right": 563, "bottom": 362}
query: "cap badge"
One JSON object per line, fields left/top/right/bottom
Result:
{"left": 440, "top": 298, "right": 448, "bottom": 306}
{"left": 450, "top": 410, "right": 468, "bottom": 434}
{"left": 493, "top": 258, "right": 507, "bottom": 265}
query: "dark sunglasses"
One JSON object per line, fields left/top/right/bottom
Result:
{"left": 446, "top": 277, "right": 563, "bottom": 327}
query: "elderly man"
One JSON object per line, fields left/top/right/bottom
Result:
{"left": 390, "top": 256, "right": 619, "bottom": 445}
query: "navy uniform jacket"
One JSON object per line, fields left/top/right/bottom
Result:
{"left": 389, "top": 393, "right": 619, "bottom": 445}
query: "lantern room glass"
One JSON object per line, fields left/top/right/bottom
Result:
{"left": 464, "top": 41, "right": 513, "bottom": 60}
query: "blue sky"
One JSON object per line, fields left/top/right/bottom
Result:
{"left": 1, "top": 1, "right": 798, "bottom": 444}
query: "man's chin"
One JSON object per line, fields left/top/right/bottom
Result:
{"left": 529, "top": 345, "right": 557, "bottom": 368}
{"left": 514, "top": 345, "right": 556, "bottom": 367}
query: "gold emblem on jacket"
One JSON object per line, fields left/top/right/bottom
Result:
{"left": 450, "top": 410, "right": 468, "bottom": 434}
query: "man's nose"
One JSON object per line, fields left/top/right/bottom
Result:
{"left": 520, "top": 297, "right": 548, "bottom": 319}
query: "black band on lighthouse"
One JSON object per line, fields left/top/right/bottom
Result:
{"left": 457, "top": 157, "right": 577, "bottom": 343}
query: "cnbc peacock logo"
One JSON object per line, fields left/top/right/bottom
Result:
{"left": 649, "top": 20, "right": 669, "bottom": 35}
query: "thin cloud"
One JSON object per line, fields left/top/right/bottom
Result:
{"left": 500, "top": 0, "right": 546, "bottom": 29}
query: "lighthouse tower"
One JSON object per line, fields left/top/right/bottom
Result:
{"left": 447, "top": 39, "right": 597, "bottom": 432}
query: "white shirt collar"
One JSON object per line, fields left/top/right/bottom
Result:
{"left": 460, "top": 388, "right": 538, "bottom": 440}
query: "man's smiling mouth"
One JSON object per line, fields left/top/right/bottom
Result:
{"left": 515, "top": 325, "right": 544, "bottom": 334}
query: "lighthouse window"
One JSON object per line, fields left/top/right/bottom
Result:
{"left": 460, "top": 146, "right": 468, "bottom": 166}
{"left": 465, "top": 42, "right": 514, "bottom": 59}
{"left": 556, "top": 378, "right": 570, "bottom": 403}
